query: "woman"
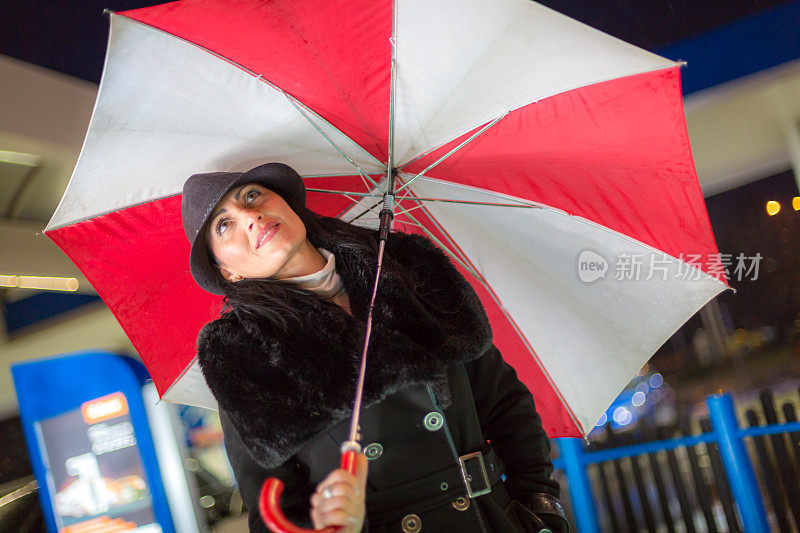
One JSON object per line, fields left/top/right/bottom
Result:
{"left": 181, "top": 162, "right": 569, "bottom": 533}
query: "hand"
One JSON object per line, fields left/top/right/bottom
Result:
{"left": 309, "top": 453, "right": 368, "bottom": 532}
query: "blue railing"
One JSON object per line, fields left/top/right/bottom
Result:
{"left": 553, "top": 392, "right": 800, "bottom": 533}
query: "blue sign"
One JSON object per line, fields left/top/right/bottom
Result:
{"left": 12, "top": 351, "right": 175, "bottom": 533}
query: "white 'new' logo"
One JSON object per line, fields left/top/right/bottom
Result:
{"left": 578, "top": 250, "right": 608, "bottom": 283}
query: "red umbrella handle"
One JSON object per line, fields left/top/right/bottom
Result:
{"left": 259, "top": 449, "right": 359, "bottom": 533}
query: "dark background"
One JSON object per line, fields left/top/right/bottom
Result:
{"left": 0, "top": 0, "right": 794, "bottom": 84}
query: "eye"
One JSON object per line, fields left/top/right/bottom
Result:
{"left": 216, "top": 218, "right": 230, "bottom": 236}
{"left": 245, "top": 189, "right": 261, "bottom": 204}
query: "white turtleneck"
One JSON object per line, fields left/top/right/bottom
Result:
{"left": 282, "top": 248, "right": 351, "bottom": 314}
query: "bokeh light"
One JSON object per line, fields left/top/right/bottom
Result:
{"left": 631, "top": 391, "right": 646, "bottom": 407}
{"left": 766, "top": 200, "right": 780, "bottom": 215}
{"left": 613, "top": 406, "right": 632, "bottom": 425}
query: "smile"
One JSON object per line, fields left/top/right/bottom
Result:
{"left": 256, "top": 223, "right": 280, "bottom": 249}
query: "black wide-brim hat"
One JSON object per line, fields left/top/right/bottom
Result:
{"left": 181, "top": 162, "right": 306, "bottom": 295}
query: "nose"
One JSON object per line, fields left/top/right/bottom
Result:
{"left": 245, "top": 209, "right": 262, "bottom": 233}
{"left": 232, "top": 204, "right": 262, "bottom": 233}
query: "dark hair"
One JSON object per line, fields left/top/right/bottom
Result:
{"left": 206, "top": 189, "right": 415, "bottom": 332}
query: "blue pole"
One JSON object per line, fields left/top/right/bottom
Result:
{"left": 556, "top": 438, "right": 600, "bottom": 533}
{"left": 706, "top": 393, "right": 769, "bottom": 533}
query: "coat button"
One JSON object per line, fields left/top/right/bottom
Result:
{"left": 452, "top": 496, "right": 470, "bottom": 511}
{"left": 401, "top": 513, "right": 421, "bottom": 532}
{"left": 423, "top": 411, "right": 444, "bottom": 431}
{"left": 364, "top": 443, "right": 383, "bottom": 461}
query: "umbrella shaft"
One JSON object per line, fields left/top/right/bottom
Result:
{"left": 347, "top": 184, "right": 396, "bottom": 443}
{"left": 348, "top": 237, "right": 387, "bottom": 443}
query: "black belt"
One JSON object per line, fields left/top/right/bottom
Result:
{"left": 366, "top": 445, "right": 504, "bottom": 525}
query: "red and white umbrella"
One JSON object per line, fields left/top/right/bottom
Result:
{"left": 46, "top": 0, "right": 730, "bottom": 438}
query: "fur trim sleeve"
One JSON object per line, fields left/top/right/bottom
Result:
{"left": 196, "top": 315, "right": 318, "bottom": 468}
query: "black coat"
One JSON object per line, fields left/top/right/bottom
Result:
{"left": 197, "top": 230, "right": 568, "bottom": 532}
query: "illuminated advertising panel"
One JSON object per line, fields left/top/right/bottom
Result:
{"left": 12, "top": 352, "right": 175, "bottom": 533}
{"left": 36, "top": 392, "right": 161, "bottom": 533}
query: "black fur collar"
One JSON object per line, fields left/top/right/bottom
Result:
{"left": 197, "top": 230, "right": 492, "bottom": 468}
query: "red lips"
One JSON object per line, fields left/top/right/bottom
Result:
{"left": 256, "top": 222, "right": 280, "bottom": 249}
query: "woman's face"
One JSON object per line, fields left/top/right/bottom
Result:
{"left": 205, "top": 182, "right": 307, "bottom": 282}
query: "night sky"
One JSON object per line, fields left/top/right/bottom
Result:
{"left": 1, "top": 0, "right": 793, "bottom": 83}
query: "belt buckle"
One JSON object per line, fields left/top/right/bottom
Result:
{"left": 458, "top": 451, "right": 491, "bottom": 498}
